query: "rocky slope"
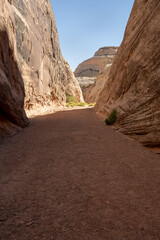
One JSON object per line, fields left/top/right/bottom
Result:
{"left": 0, "top": 0, "right": 83, "bottom": 138}
{"left": 95, "top": 0, "right": 160, "bottom": 146}
{"left": 74, "top": 47, "right": 117, "bottom": 102}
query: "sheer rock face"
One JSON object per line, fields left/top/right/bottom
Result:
{"left": 95, "top": 0, "right": 160, "bottom": 146}
{"left": 74, "top": 47, "right": 117, "bottom": 103}
{"left": 0, "top": 0, "right": 83, "bottom": 137}
{"left": 12, "top": 0, "right": 83, "bottom": 113}
{"left": 0, "top": 0, "right": 29, "bottom": 138}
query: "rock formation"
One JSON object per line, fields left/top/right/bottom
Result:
{"left": 95, "top": 0, "right": 160, "bottom": 146}
{"left": 83, "top": 63, "right": 112, "bottom": 103}
{"left": 0, "top": 0, "right": 29, "bottom": 138}
{"left": 0, "top": 0, "right": 83, "bottom": 138}
{"left": 74, "top": 47, "right": 117, "bottom": 103}
{"left": 75, "top": 47, "right": 117, "bottom": 79}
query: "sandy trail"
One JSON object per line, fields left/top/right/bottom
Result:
{"left": 0, "top": 108, "right": 160, "bottom": 240}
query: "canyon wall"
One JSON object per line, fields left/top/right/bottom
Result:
{"left": 74, "top": 47, "right": 117, "bottom": 103}
{"left": 0, "top": 0, "right": 29, "bottom": 138}
{"left": 83, "top": 62, "right": 112, "bottom": 103}
{"left": 0, "top": 0, "right": 83, "bottom": 137}
{"left": 95, "top": 0, "right": 160, "bottom": 146}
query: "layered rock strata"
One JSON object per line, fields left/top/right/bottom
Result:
{"left": 95, "top": 0, "right": 160, "bottom": 146}
{"left": 83, "top": 63, "right": 112, "bottom": 103}
{"left": 0, "top": 0, "right": 83, "bottom": 137}
{"left": 75, "top": 47, "right": 117, "bottom": 79}
{"left": 75, "top": 47, "right": 117, "bottom": 103}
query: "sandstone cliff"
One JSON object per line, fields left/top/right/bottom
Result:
{"left": 0, "top": 0, "right": 83, "bottom": 137}
{"left": 95, "top": 0, "right": 160, "bottom": 146}
{"left": 74, "top": 47, "right": 117, "bottom": 103}
{"left": 75, "top": 47, "right": 117, "bottom": 79}
{"left": 83, "top": 63, "right": 112, "bottom": 103}
{"left": 13, "top": 0, "right": 83, "bottom": 114}
{"left": 0, "top": 0, "right": 29, "bottom": 138}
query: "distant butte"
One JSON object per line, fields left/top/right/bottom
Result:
{"left": 74, "top": 47, "right": 118, "bottom": 103}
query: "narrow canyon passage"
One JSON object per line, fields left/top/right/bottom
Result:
{"left": 0, "top": 108, "right": 160, "bottom": 240}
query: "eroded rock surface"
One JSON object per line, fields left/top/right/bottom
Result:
{"left": 75, "top": 47, "right": 117, "bottom": 79}
{"left": 95, "top": 0, "right": 160, "bottom": 146}
{"left": 0, "top": 0, "right": 29, "bottom": 138}
{"left": 83, "top": 63, "right": 112, "bottom": 103}
{"left": 0, "top": 0, "right": 83, "bottom": 137}
{"left": 12, "top": 0, "right": 83, "bottom": 114}
{"left": 75, "top": 47, "right": 117, "bottom": 103}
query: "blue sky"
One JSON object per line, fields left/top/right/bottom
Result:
{"left": 51, "top": 0, "right": 134, "bottom": 71}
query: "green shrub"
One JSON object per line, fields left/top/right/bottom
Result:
{"left": 66, "top": 93, "right": 78, "bottom": 104}
{"left": 66, "top": 102, "right": 76, "bottom": 107}
{"left": 66, "top": 93, "right": 87, "bottom": 108}
{"left": 77, "top": 102, "right": 87, "bottom": 107}
{"left": 89, "top": 103, "right": 96, "bottom": 107}
{"left": 105, "top": 109, "right": 117, "bottom": 125}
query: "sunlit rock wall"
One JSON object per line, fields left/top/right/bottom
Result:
{"left": 0, "top": 0, "right": 83, "bottom": 138}
{"left": 75, "top": 47, "right": 117, "bottom": 103}
{"left": 95, "top": 0, "right": 160, "bottom": 146}
{"left": 12, "top": 0, "right": 83, "bottom": 115}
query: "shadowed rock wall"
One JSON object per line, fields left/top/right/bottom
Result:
{"left": 0, "top": 0, "right": 28, "bottom": 138}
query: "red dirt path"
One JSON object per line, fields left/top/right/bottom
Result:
{"left": 0, "top": 108, "right": 160, "bottom": 240}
